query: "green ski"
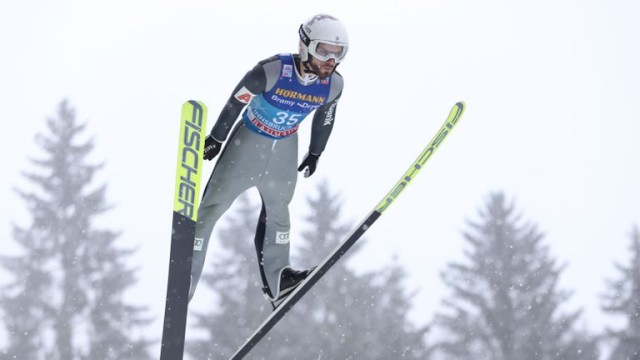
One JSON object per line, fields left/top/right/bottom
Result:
{"left": 229, "top": 101, "right": 466, "bottom": 360}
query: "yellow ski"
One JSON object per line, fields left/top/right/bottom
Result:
{"left": 161, "top": 100, "right": 207, "bottom": 360}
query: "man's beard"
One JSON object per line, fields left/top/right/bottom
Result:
{"left": 309, "top": 61, "right": 333, "bottom": 80}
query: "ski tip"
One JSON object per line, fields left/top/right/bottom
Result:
{"left": 446, "top": 101, "right": 465, "bottom": 122}
{"left": 185, "top": 100, "right": 207, "bottom": 111}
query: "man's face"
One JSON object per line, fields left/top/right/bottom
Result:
{"left": 308, "top": 43, "right": 344, "bottom": 79}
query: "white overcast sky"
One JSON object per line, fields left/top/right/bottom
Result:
{"left": 1, "top": 0, "right": 639, "bottom": 352}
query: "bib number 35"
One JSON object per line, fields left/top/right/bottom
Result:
{"left": 272, "top": 112, "right": 302, "bottom": 125}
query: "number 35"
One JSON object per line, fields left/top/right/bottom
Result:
{"left": 273, "top": 112, "right": 301, "bottom": 125}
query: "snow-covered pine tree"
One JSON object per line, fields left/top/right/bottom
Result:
{"left": 282, "top": 180, "right": 429, "bottom": 359}
{"left": 602, "top": 225, "right": 640, "bottom": 360}
{"left": 0, "top": 100, "right": 151, "bottom": 360}
{"left": 431, "top": 192, "right": 598, "bottom": 360}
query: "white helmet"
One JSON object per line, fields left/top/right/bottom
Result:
{"left": 298, "top": 14, "right": 349, "bottom": 64}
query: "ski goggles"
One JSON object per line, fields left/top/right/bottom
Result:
{"left": 308, "top": 41, "right": 347, "bottom": 63}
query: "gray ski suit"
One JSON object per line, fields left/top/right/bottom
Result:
{"left": 190, "top": 53, "right": 344, "bottom": 301}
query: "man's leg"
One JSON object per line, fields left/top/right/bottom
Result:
{"left": 189, "top": 125, "right": 267, "bottom": 300}
{"left": 254, "top": 134, "right": 299, "bottom": 300}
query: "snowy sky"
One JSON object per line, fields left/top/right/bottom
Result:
{"left": 1, "top": 0, "right": 639, "bottom": 352}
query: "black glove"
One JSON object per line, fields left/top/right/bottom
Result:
{"left": 203, "top": 135, "right": 222, "bottom": 160}
{"left": 297, "top": 153, "right": 320, "bottom": 178}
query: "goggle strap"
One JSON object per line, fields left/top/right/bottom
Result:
{"left": 298, "top": 25, "right": 311, "bottom": 46}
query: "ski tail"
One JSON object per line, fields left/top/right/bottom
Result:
{"left": 229, "top": 101, "right": 466, "bottom": 360}
{"left": 160, "top": 100, "right": 208, "bottom": 360}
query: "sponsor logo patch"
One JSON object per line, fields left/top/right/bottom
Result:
{"left": 273, "top": 88, "right": 325, "bottom": 104}
{"left": 323, "top": 101, "right": 337, "bottom": 126}
{"left": 283, "top": 64, "right": 293, "bottom": 78}
{"left": 234, "top": 86, "right": 255, "bottom": 104}
{"left": 276, "top": 231, "right": 290, "bottom": 244}
{"left": 194, "top": 237, "right": 204, "bottom": 251}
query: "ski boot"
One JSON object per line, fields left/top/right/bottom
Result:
{"left": 269, "top": 267, "right": 315, "bottom": 310}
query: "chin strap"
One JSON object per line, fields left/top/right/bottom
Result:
{"left": 296, "top": 59, "right": 318, "bottom": 85}
{"left": 302, "top": 59, "right": 316, "bottom": 75}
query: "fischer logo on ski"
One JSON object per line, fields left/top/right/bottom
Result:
{"left": 161, "top": 100, "right": 208, "bottom": 360}
{"left": 174, "top": 102, "right": 206, "bottom": 220}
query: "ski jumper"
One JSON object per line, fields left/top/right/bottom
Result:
{"left": 190, "top": 54, "right": 344, "bottom": 300}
